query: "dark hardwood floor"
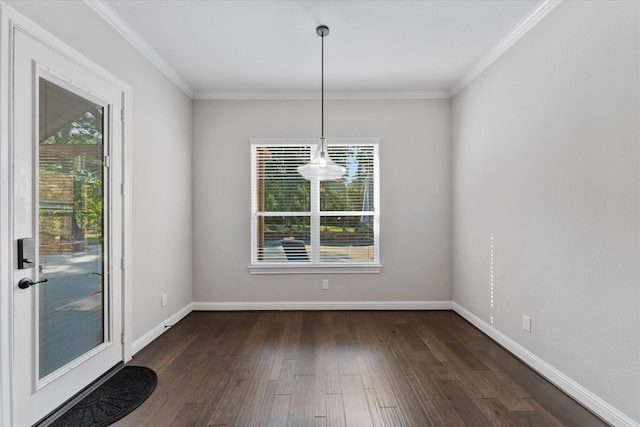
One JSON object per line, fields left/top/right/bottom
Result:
{"left": 113, "top": 310, "right": 608, "bottom": 427}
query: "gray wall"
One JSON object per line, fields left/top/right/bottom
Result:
{"left": 451, "top": 1, "right": 639, "bottom": 422}
{"left": 192, "top": 99, "right": 452, "bottom": 304}
{"left": 6, "top": 0, "right": 194, "bottom": 341}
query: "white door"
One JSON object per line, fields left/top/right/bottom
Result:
{"left": 12, "top": 28, "right": 124, "bottom": 426}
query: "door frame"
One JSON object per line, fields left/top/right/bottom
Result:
{"left": 0, "top": 4, "right": 133, "bottom": 426}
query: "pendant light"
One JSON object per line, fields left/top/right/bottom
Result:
{"left": 297, "top": 25, "right": 346, "bottom": 182}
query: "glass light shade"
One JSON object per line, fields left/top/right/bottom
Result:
{"left": 297, "top": 138, "right": 346, "bottom": 181}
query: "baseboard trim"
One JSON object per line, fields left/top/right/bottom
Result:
{"left": 452, "top": 303, "right": 638, "bottom": 427}
{"left": 131, "top": 303, "right": 193, "bottom": 356}
{"left": 192, "top": 300, "right": 453, "bottom": 311}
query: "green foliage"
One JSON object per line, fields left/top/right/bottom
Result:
{"left": 41, "top": 109, "right": 103, "bottom": 146}
{"left": 40, "top": 106, "right": 105, "bottom": 240}
{"left": 73, "top": 170, "right": 103, "bottom": 233}
{"left": 258, "top": 144, "right": 375, "bottom": 243}
{"left": 261, "top": 145, "right": 374, "bottom": 220}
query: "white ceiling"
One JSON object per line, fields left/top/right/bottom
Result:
{"left": 97, "top": 0, "right": 552, "bottom": 98}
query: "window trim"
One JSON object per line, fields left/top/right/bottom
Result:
{"left": 249, "top": 138, "right": 381, "bottom": 274}
{"left": 248, "top": 264, "right": 382, "bottom": 275}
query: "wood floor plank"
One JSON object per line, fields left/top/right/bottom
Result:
{"left": 482, "top": 345, "right": 607, "bottom": 426}
{"left": 420, "top": 398, "right": 466, "bottom": 427}
{"left": 379, "top": 407, "right": 408, "bottom": 427}
{"left": 295, "top": 312, "right": 320, "bottom": 375}
{"left": 254, "top": 380, "right": 278, "bottom": 427}
{"left": 168, "top": 403, "right": 208, "bottom": 427}
{"left": 336, "top": 343, "right": 360, "bottom": 376}
{"left": 190, "top": 371, "right": 235, "bottom": 425}
{"left": 446, "top": 342, "right": 490, "bottom": 371}
{"left": 230, "top": 338, "right": 281, "bottom": 426}
{"left": 395, "top": 323, "right": 444, "bottom": 365}
{"left": 267, "top": 394, "right": 291, "bottom": 427}
{"left": 379, "top": 357, "right": 434, "bottom": 426}
{"left": 185, "top": 356, "right": 235, "bottom": 404}
{"left": 111, "top": 393, "right": 163, "bottom": 427}
{"left": 333, "top": 313, "right": 360, "bottom": 376}
{"left": 340, "top": 374, "right": 374, "bottom": 427}
{"left": 207, "top": 357, "right": 256, "bottom": 425}
{"left": 355, "top": 315, "right": 393, "bottom": 359}
{"left": 363, "top": 388, "right": 385, "bottom": 427}
{"left": 152, "top": 333, "right": 199, "bottom": 375}
{"left": 281, "top": 311, "right": 303, "bottom": 360}
{"left": 510, "top": 408, "right": 567, "bottom": 427}
{"left": 143, "top": 368, "right": 207, "bottom": 426}
{"left": 360, "top": 354, "right": 398, "bottom": 408}
{"left": 436, "top": 380, "right": 493, "bottom": 427}
{"left": 468, "top": 368, "right": 534, "bottom": 411}
{"left": 409, "top": 362, "right": 447, "bottom": 399}
{"left": 375, "top": 316, "right": 418, "bottom": 376}
{"left": 419, "top": 315, "right": 461, "bottom": 344}
{"left": 410, "top": 323, "right": 452, "bottom": 364}
{"left": 520, "top": 397, "right": 574, "bottom": 427}
{"left": 406, "top": 373, "right": 429, "bottom": 402}
{"left": 288, "top": 374, "right": 315, "bottom": 427}
{"left": 115, "top": 311, "right": 608, "bottom": 427}
{"left": 269, "top": 322, "right": 292, "bottom": 381}
{"left": 315, "top": 343, "right": 328, "bottom": 417}
{"left": 324, "top": 342, "right": 342, "bottom": 394}
{"left": 325, "top": 393, "right": 346, "bottom": 427}
{"left": 474, "top": 397, "right": 521, "bottom": 427}
{"left": 454, "top": 365, "right": 497, "bottom": 399}
{"left": 424, "top": 361, "right": 460, "bottom": 382}
{"left": 275, "top": 358, "right": 295, "bottom": 395}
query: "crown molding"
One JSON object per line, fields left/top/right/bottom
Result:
{"left": 84, "top": 0, "right": 194, "bottom": 98}
{"left": 194, "top": 90, "right": 451, "bottom": 100}
{"left": 85, "top": 0, "right": 560, "bottom": 101}
{"left": 450, "top": 0, "right": 563, "bottom": 97}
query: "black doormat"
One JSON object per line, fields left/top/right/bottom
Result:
{"left": 50, "top": 366, "right": 157, "bottom": 427}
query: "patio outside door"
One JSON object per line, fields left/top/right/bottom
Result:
{"left": 11, "top": 28, "right": 124, "bottom": 426}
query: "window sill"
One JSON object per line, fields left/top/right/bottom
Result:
{"left": 248, "top": 263, "right": 383, "bottom": 275}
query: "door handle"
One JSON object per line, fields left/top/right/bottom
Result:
{"left": 18, "top": 278, "right": 48, "bottom": 289}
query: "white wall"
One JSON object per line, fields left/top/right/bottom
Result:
{"left": 193, "top": 99, "right": 451, "bottom": 304}
{"left": 452, "top": 1, "right": 639, "bottom": 423}
{"left": 5, "top": 1, "right": 194, "bottom": 341}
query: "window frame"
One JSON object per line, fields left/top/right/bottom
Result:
{"left": 249, "top": 138, "right": 381, "bottom": 274}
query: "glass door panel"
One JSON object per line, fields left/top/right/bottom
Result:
{"left": 38, "top": 78, "right": 107, "bottom": 379}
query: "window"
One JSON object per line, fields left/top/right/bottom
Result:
{"left": 250, "top": 138, "right": 380, "bottom": 273}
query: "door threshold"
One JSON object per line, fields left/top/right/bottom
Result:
{"left": 33, "top": 362, "right": 124, "bottom": 427}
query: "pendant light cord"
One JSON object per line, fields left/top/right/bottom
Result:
{"left": 298, "top": 25, "right": 345, "bottom": 182}
{"left": 321, "top": 30, "right": 324, "bottom": 140}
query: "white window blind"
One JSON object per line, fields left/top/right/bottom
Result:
{"left": 251, "top": 138, "right": 380, "bottom": 269}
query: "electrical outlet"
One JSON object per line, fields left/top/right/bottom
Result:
{"left": 522, "top": 314, "right": 531, "bottom": 332}
{"left": 322, "top": 279, "right": 329, "bottom": 290}
{"left": 161, "top": 294, "right": 168, "bottom": 307}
